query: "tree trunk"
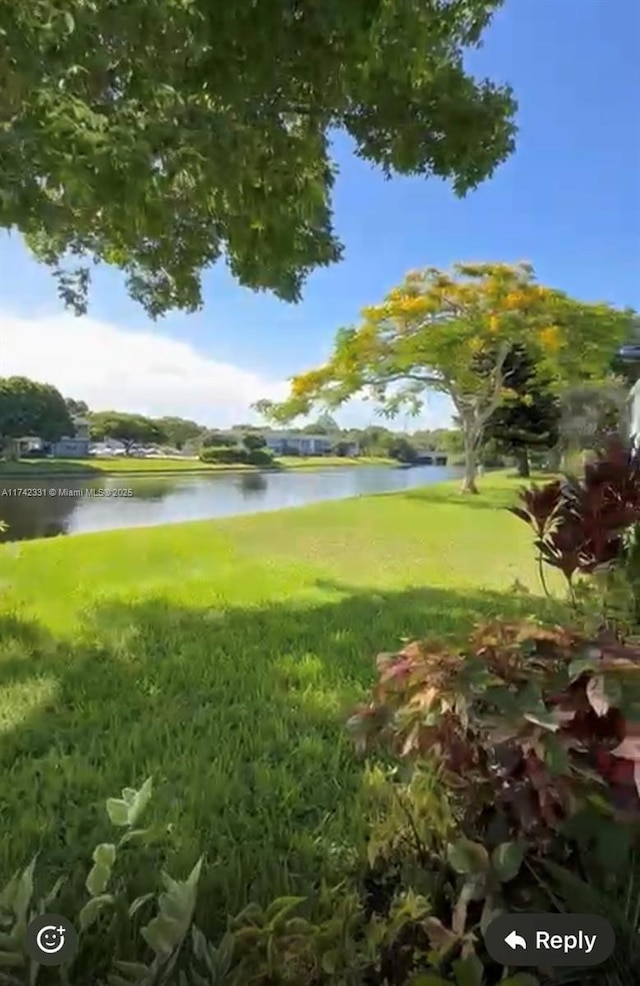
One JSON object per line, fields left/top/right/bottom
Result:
{"left": 2, "top": 438, "right": 20, "bottom": 461}
{"left": 515, "top": 447, "right": 530, "bottom": 478}
{"left": 461, "top": 441, "right": 479, "bottom": 493}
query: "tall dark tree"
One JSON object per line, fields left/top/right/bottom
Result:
{"left": 1, "top": 1, "right": 516, "bottom": 316}
{"left": 0, "top": 377, "right": 73, "bottom": 458}
{"left": 481, "top": 344, "right": 560, "bottom": 478}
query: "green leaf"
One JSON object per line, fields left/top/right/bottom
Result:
{"left": 106, "top": 777, "right": 153, "bottom": 827}
{"left": 541, "top": 733, "right": 570, "bottom": 775}
{"left": 447, "top": 839, "right": 490, "bottom": 875}
{"left": 86, "top": 843, "right": 116, "bottom": 896}
{"left": 79, "top": 894, "right": 114, "bottom": 931}
{"left": 129, "top": 892, "right": 155, "bottom": 918}
{"left": 0, "top": 856, "right": 36, "bottom": 942}
{"left": 453, "top": 953, "right": 484, "bottom": 986}
{"left": 321, "top": 950, "right": 339, "bottom": 974}
{"left": 491, "top": 842, "right": 525, "bottom": 882}
{"left": 105, "top": 799, "right": 130, "bottom": 827}
{"left": 264, "top": 896, "right": 305, "bottom": 924}
{"left": 141, "top": 857, "right": 202, "bottom": 956}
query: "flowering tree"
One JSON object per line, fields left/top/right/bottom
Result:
{"left": 256, "top": 262, "right": 635, "bottom": 492}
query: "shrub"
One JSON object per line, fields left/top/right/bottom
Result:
{"left": 507, "top": 431, "right": 640, "bottom": 652}
{"left": 509, "top": 434, "right": 640, "bottom": 604}
{"left": 242, "top": 432, "right": 267, "bottom": 453}
{"left": 199, "top": 446, "right": 273, "bottom": 466}
{"left": 346, "top": 617, "right": 640, "bottom": 981}
{"left": 245, "top": 447, "right": 274, "bottom": 466}
{"left": 348, "top": 620, "right": 640, "bottom": 839}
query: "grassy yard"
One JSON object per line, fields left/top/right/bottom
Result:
{"left": 0, "top": 472, "right": 562, "bottom": 938}
{"left": 0, "top": 454, "right": 394, "bottom": 478}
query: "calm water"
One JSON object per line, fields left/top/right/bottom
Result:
{"left": 0, "top": 464, "right": 463, "bottom": 542}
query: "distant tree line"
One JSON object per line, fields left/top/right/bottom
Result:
{"left": 0, "top": 376, "right": 468, "bottom": 463}
{"left": 1, "top": 368, "right": 631, "bottom": 473}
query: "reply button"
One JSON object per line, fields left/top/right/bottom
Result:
{"left": 484, "top": 913, "right": 615, "bottom": 967}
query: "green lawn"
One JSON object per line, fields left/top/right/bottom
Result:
{"left": 0, "top": 454, "right": 394, "bottom": 477}
{"left": 0, "top": 472, "right": 562, "bottom": 938}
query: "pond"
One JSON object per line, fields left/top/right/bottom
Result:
{"left": 0, "top": 463, "right": 464, "bottom": 542}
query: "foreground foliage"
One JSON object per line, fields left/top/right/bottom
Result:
{"left": 2, "top": 470, "right": 638, "bottom": 983}
{"left": 2, "top": 0, "right": 517, "bottom": 315}
{"left": 510, "top": 434, "right": 640, "bottom": 629}
{"left": 0, "top": 776, "right": 547, "bottom": 986}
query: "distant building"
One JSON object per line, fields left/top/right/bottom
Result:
{"left": 18, "top": 416, "right": 91, "bottom": 458}
{"left": 48, "top": 416, "right": 90, "bottom": 457}
{"left": 219, "top": 430, "right": 359, "bottom": 457}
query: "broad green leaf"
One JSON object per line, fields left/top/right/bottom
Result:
{"left": 141, "top": 857, "right": 202, "bottom": 956}
{"left": 452, "top": 953, "right": 483, "bottom": 986}
{"left": 79, "top": 894, "right": 114, "bottom": 931}
{"left": 106, "top": 777, "right": 153, "bottom": 827}
{"left": 86, "top": 862, "right": 112, "bottom": 898}
{"left": 500, "top": 976, "right": 540, "bottom": 986}
{"left": 264, "top": 896, "right": 305, "bottom": 923}
{"left": 105, "top": 799, "right": 130, "bottom": 827}
{"left": 491, "top": 842, "right": 525, "bottom": 882}
{"left": 86, "top": 843, "right": 116, "bottom": 896}
{"left": 447, "top": 839, "right": 490, "bottom": 875}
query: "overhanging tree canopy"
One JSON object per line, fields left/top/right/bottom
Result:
{"left": 255, "top": 262, "right": 636, "bottom": 492}
{"left": 1, "top": 0, "right": 516, "bottom": 316}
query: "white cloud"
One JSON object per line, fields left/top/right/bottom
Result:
{"left": 1, "top": 310, "right": 288, "bottom": 427}
{"left": 0, "top": 310, "right": 454, "bottom": 430}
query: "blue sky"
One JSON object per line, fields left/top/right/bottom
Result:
{"left": 2, "top": 0, "right": 639, "bottom": 429}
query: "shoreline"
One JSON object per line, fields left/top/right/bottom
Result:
{"left": 0, "top": 455, "right": 397, "bottom": 480}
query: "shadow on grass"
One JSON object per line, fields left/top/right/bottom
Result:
{"left": 0, "top": 582, "right": 564, "bottom": 947}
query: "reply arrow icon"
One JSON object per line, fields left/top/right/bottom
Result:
{"left": 505, "top": 930, "right": 527, "bottom": 950}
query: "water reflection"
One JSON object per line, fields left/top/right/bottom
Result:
{"left": 0, "top": 464, "right": 463, "bottom": 542}
{"left": 237, "top": 473, "right": 268, "bottom": 496}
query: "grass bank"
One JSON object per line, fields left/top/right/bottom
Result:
{"left": 0, "top": 472, "right": 561, "bottom": 937}
{"left": 0, "top": 454, "right": 394, "bottom": 478}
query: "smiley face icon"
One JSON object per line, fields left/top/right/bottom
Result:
{"left": 25, "top": 913, "right": 78, "bottom": 966}
{"left": 36, "top": 925, "right": 65, "bottom": 953}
